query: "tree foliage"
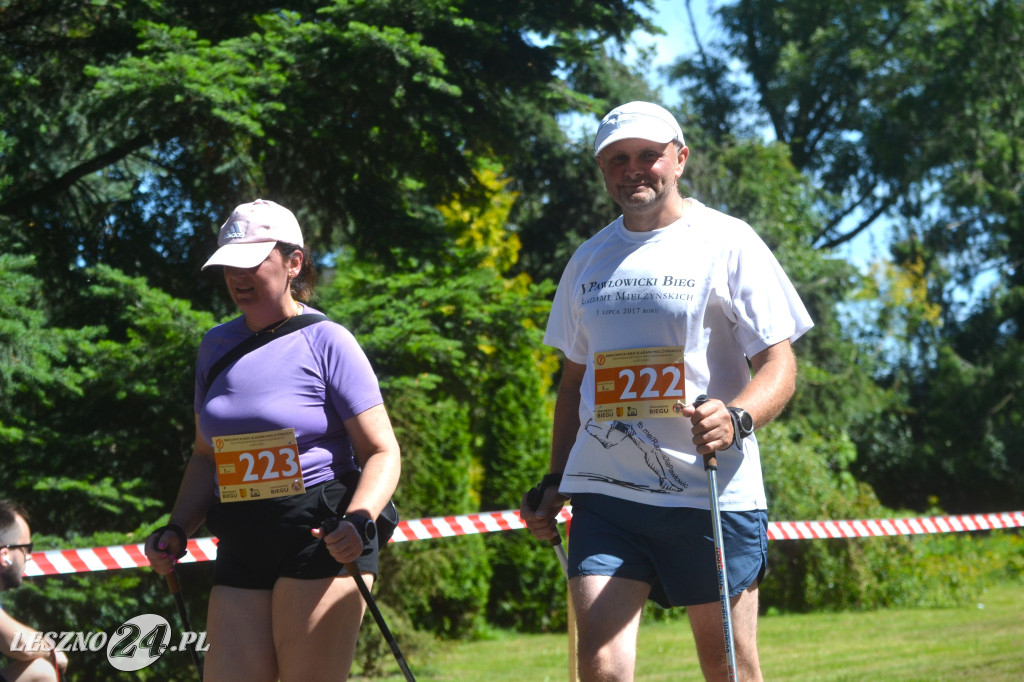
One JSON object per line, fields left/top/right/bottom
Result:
{"left": 0, "top": 0, "right": 654, "bottom": 308}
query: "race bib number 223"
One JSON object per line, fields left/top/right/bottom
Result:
{"left": 214, "top": 428, "right": 305, "bottom": 502}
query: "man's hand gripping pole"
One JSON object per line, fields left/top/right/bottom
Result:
{"left": 524, "top": 475, "right": 568, "bottom": 577}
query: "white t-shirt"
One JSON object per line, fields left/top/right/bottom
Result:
{"left": 545, "top": 201, "right": 813, "bottom": 511}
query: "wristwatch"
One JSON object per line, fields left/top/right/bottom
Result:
{"left": 343, "top": 512, "right": 377, "bottom": 545}
{"left": 727, "top": 406, "right": 754, "bottom": 448}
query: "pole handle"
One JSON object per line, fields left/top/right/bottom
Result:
{"left": 526, "top": 477, "right": 570, "bottom": 580}
{"left": 692, "top": 394, "right": 719, "bottom": 471}
{"left": 525, "top": 485, "right": 563, "bottom": 547}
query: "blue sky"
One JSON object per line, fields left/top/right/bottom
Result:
{"left": 646, "top": 1, "right": 716, "bottom": 60}
{"left": 640, "top": 0, "right": 717, "bottom": 106}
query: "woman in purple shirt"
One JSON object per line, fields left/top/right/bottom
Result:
{"left": 145, "top": 200, "right": 402, "bottom": 681}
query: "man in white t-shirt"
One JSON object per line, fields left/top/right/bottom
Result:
{"left": 521, "top": 102, "right": 813, "bottom": 681}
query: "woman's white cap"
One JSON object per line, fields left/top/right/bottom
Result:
{"left": 594, "top": 101, "right": 685, "bottom": 157}
{"left": 202, "top": 200, "right": 304, "bottom": 270}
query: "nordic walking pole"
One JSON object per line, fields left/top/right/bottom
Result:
{"left": 693, "top": 394, "right": 738, "bottom": 681}
{"left": 346, "top": 566, "right": 416, "bottom": 682}
{"left": 320, "top": 517, "right": 416, "bottom": 682}
{"left": 165, "top": 571, "right": 204, "bottom": 681}
{"left": 526, "top": 483, "right": 577, "bottom": 682}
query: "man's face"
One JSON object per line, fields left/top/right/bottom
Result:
{"left": 596, "top": 138, "right": 688, "bottom": 213}
{"left": 0, "top": 514, "right": 31, "bottom": 590}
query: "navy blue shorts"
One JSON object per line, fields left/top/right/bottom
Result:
{"left": 568, "top": 494, "right": 767, "bottom": 608}
{"left": 205, "top": 473, "right": 378, "bottom": 589}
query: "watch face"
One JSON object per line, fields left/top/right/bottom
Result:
{"left": 347, "top": 514, "right": 376, "bottom": 544}
{"left": 730, "top": 407, "right": 754, "bottom": 437}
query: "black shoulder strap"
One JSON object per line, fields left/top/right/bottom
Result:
{"left": 206, "top": 314, "right": 328, "bottom": 386}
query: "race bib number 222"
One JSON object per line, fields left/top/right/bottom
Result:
{"left": 593, "top": 346, "right": 687, "bottom": 421}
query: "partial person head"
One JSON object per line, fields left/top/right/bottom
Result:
{"left": 202, "top": 199, "right": 317, "bottom": 301}
{"left": 593, "top": 101, "right": 685, "bottom": 157}
{"left": 593, "top": 102, "right": 689, "bottom": 216}
{"left": 0, "top": 500, "right": 32, "bottom": 590}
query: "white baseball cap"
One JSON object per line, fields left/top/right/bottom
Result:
{"left": 593, "top": 101, "right": 685, "bottom": 157}
{"left": 202, "top": 199, "right": 304, "bottom": 270}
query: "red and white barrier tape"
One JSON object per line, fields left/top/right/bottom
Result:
{"left": 23, "top": 508, "right": 1024, "bottom": 577}
{"left": 766, "top": 510, "right": 1024, "bottom": 541}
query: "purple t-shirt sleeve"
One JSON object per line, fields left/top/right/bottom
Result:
{"left": 194, "top": 312, "right": 384, "bottom": 487}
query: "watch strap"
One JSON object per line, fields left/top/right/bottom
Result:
{"left": 147, "top": 523, "right": 188, "bottom": 560}
{"left": 727, "top": 406, "right": 753, "bottom": 450}
{"left": 343, "top": 512, "right": 376, "bottom": 545}
{"left": 525, "top": 472, "right": 566, "bottom": 512}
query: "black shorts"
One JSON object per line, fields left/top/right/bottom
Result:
{"left": 205, "top": 473, "right": 378, "bottom": 589}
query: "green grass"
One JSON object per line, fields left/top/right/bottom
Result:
{"left": 359, "top": 581, "right": 1024, "bottom": 680}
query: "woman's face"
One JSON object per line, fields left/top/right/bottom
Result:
{"left": 222, "top": 247, "right": 301, "bottom": 313}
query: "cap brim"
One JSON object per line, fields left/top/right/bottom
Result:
{"left": 201, "top": 241, "right": 277, "bottom": 271}
{"left": 594, "top": 129, "right": 678, "bottom": 156}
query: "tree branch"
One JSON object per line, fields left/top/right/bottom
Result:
{"left": 815, "top": 194, "right": 897, "bottom": 251}
{"left": 0, "top": 134, "right": 151, "bottom": 215}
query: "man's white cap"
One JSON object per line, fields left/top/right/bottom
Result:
{"left": 593, "top": 101, "right": 685, "bottom": 157}
{"left": 202, "top": 199, "right": 304, "bottom": 270}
